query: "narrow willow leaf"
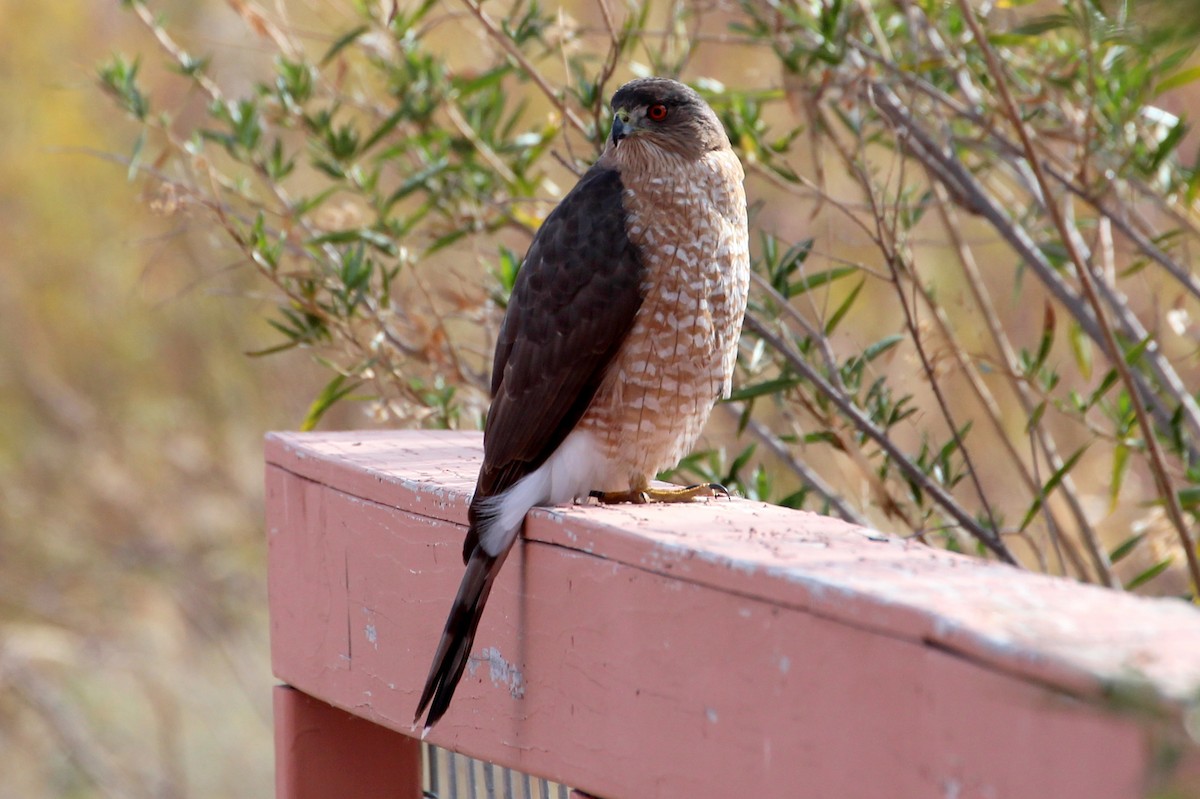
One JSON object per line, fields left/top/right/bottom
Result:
{"left": 1110, "top": 443, "right": 1130, "bottom": 510}
{"left": 1124, "top": 334, "right": 1154, "bottom": 366}
{"left": 293, "top": 186, "right": 339, "bottom": 216}
{"left": 307, "top": 228, "right": 396, "bottom": 256}
{"left": 1109, "top": 533, "right": 1145, "bottom": 564}
{"left": 727, "top": 376, "right": 800, "bottom": 402}
{"left": 1146, "top": 119, "right": 1188, "bottom": 173}
{"left": 1154, "top": 65, "right": 1200, "bottom": 97}
{"left": 1126, "top": 558, "right": 1173, "bottom": 590}
{"left": 1019, "top": 444, "right": 1089, "bottom": 531}
{"left": 245, "top": 339, "right": 301, "bottom": 358}
{"left": 1177, "top": 485, "right": 1200, "bottom": 509}
{"left": 1025, "top": 400, "right": 1047, "bottom": 434}
{"left": 1086, "top": 369, "right": 1119, "bottom": 409}
{"left": 301, "top": 373, "right": 361, "bottom": 432}
{"left": 737, "top": 402, "right": 752, "bottom": 435}
{"left": 360, "top": 106, "right": 407, "bottom": 154}
{"left": 1033, "top": 301, "right": 1055, "bottom": 372}
{"left": 1068, "top": 320, "right": 1092, "bottom": 379}
{"left": 728, "top": 444, "right": 757, "bottom": 482}
{"left": 320, "top": 25, "right": 368, "bottom": 66}
{"left": 426, "top": 228, "right": 469, "bottom": 254}
{"left": 788, "top": 265, "right": 856, "bottom": 296}
{"left": 127, "top": 129, "right": 145, "bottom": 181}
{"left": 824, "top": 278, "right": 864, "bottom": 335}
{"left": 863, "top": 334, "right": 904, "bottom": 362}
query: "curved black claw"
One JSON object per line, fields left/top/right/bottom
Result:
{"left": 685, "top": 482, "right": 732, "bottom": 499}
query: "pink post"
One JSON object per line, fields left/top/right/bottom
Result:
{"left": 273, "top": 685, "right": 421, "bottom": 799}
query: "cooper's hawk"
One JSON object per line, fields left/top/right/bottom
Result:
{"left": 415, "top": 77, "right": 750, "bottom": 731}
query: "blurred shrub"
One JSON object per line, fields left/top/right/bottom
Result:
{"left": 99, "top": 0, "right": 1200, "bottom": 601}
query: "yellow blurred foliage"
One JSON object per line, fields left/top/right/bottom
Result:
{"left": 0, "top": 1, "right": 333, "bottom": 796}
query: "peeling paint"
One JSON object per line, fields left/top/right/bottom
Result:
{"left": 778, "top": 655, "right": 791, "bottom": 675}
{"left": 471, "top": 646, "right": 526, "bottom": 700}
{"left": 364, "top": 623, "right": 378, "bottom": 648}
{"left": 705, "top": 707, "right": 719, "bottom": 723}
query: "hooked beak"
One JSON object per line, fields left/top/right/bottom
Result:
{"left": 611, "top": 110, "right": 634, "bottom": 147}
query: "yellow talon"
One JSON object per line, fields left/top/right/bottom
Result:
{"left": 589, "top": 482, "right": 728, "bottom": 504}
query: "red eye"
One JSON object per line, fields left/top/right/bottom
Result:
{"left": 647, "top": 103, "right": 668, "bottom": 122}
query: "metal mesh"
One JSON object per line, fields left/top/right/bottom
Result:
{"left": 422, "top": 743, "right": 572, "bottom": 799}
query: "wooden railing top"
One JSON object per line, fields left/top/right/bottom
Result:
{"left": 267, "top": 429, "right": 1200, "bottom": 705}
{"left": 265, "top": 429, "right": 1200, "bottom": 798}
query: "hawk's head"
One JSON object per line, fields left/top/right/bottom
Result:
{"left": 606, "top": 77, "right": 730, "bottom": 161}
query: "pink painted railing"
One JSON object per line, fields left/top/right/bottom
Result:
{"left": 266, "top": 430, "right": 1200, "bottom": 798}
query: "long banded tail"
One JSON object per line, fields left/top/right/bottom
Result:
{"left": 414, "top": 544, "right": 508, "bottom": 732}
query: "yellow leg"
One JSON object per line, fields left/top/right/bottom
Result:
{"left": 589, "top": 481, "right": 729, "bottom": 505}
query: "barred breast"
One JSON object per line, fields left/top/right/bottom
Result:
{"left": 579, "top": 147, "right": 750, "bottom": 491}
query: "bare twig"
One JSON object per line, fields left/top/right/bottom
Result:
{"left": 870, "top": 85, "right": 1200, "bottom": 462}
{"left": 458, "top": 0, "right": 590, "bottom": 137}
{"left": 957, "top": 0, "right": 1200, "bottom": 592}
{"left": 743, "top": 312, "right": 1018, "bottom": 565}
{"left": 719, "top": 402, "right": 870, "bottom": 527}
{"left": 930, "top": 185, "right": 1101, "bottom": 583}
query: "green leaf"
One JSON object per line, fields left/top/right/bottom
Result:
{"left": 727, "top": 376, "right": 801, "bottom": 402}
{"left": 863, "top": 334, "right": 903, "bottom": 363}
{"left": 1109, "top": 533, "right": 1145, "bottom": 564}
{"left": 361, "top": 106, "right": 407, "bottom": 155}
{"left": 1025, "top": 401, "right": 1047, "bottom": 434}
{"left": 824, "top": 278, "right": 864, "bottom": 335}
{"left": 1110, "top": 443, "right": 1130, "bottom": 510}
{"left": 292, "top": 186, "right": 339, "bottom": 216}
{"left": 320, "top": 25, "right": 368, "bottom": 66}
{"left": 1154, "top": 65, "right": 1200, "bottom": 97}
{"left": 1177, "top": 485, "right": 1200, "bottom": 510}
{"left": 727, "top": 444, "right": 757, "bottom": 482}
{"left": 787, "top": 265, "right": 855, "bottom": 296}
{"left": 301, "top": 373, "right": 361, "bottom": 431}
{"left": 1086, "top": 369, "right": 1119, "bottom": 409}
{"left": 1126, "top": 558, "right": 1173, "bottom": 590}
{"left": 1068, "top": 320, "right": 1092, "bottom": 380}
{"left": 384, "top": 158, "right": 449, "bottom": 209}
{"left": 1033, "top": 302, "right": 1055, "bottom": 372}
{"left": 1019, "top": 445, "right": 1089, "bottom": 531}
{"left": 307, "top": 228, "right": 396, "bottom": 256}
{"left": 245, "top": 339, "right": 301, "bottom": 358}
{"left": 1144, "top": 118, "right": 1189, "bottom": 175}
{"left": 1010, "top": 13, "right": 1069, "bottom": 36}
{"left": 426, "top": 227, "right": 469, "bottom": 254}
{"left": 1123, "top": 334, "right": 1154, "bottom": 366}
{"left": 127, "top": 128, "right": 145, "bottom": 182}
{"left": 98, "top": 53, "right": 149, "bottom": 121}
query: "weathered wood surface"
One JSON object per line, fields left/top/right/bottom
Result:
{"left": 266, "top": 429, "right": 1200, "bottom": 798}
{"left": 273, "top": 684, "right": 421, "bottom": 799}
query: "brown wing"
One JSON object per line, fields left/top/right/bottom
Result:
{"left": 464, "top": 166, "right": 643, "bottom": 547}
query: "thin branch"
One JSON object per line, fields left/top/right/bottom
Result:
{"left": 743, "top": 312, "right": 1018, "bottom": 565}
{"left": 458, "top": 0, "right": 590, "bottom": 137}
{"left": 850, "top": 36, "right": 1200, "bottom": 309}
{"left": 957, "top": 0, "right": 1200, "bottom": 592}
{"left": 870, "top": 84, "right": 1200, "bottom": 462}
{"left": 718, "top": 402, "right": 871, "bottom": 527}
{"left": 930, "top": 184, "right": 1102, "bottom": 583}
